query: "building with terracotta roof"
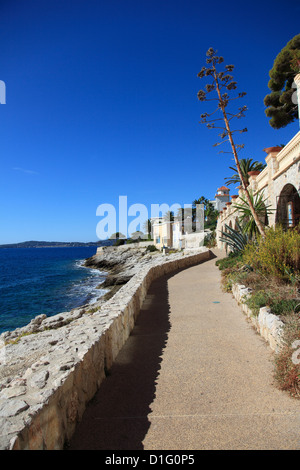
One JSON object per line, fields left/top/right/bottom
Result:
{"left": 210, "top": 186, "right": 230, "bottom": 211}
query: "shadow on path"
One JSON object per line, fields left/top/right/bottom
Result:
{"left": 68, "top": 273, "right": 173, "bottom": 450}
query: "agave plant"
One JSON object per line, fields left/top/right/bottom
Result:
{"left": 219, "top": 220, "right": 250, "bottom": 253}
{"left": 233, "top": 189, "right": 273, "bottom": 239}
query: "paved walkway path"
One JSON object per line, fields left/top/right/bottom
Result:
{"left": 69, "top": 249, "right": 300, "bottom": 450}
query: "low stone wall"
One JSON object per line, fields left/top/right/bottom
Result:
{"left": 232, "top": 284, "right": 284, "bottom": 352}
{"left": 0, "top": 248, "right": 211, "bottom": 450}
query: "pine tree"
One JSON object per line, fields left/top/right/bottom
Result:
{"left": 264, "top": 34, "right": 300, "bottom": 129}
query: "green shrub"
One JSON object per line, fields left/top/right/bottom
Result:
{"left": 245, "top": 289, "right": 300, "bottom": 317}
{"left": 245, "top": 290, "right": 271, "bottom": 316}
{"left": 216, "top": 253, "right": 247, "bottom": 292}
{"left": 215, "top": 252, "right": 243, "bottom": 271}
{"left": 222, "top": 268, "right": 249, "bottom": 293}
{"left": 204, "top": 230, "right": 216, "bottom": 248}
{"left": 146, "top": 244, "right": 158, "bottom": 252}
{"left": 114, "top": 238, "right": 125, "bottom": 246}
{"left": 271, "top": 299, "right": 300, "bottom": 316}
{"left": 243, "top": 225, "right": 300, "bottom": 280}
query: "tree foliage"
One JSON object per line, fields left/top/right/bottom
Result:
{"left": 225, "top": 158, "right": 266, "bottom": 187}
{"left": 192, "top": 196, "right": 218, "bottom": 227}
{"left": 174, "top": 195, "right": 219, "bottom": 231}
{"left": 142, "top": 219, "right": 153, "bottom": 240}
{"left": 264, "top": 34, "right": 300, "bottom": 129}
{"left": 163, "top": 210, "right": 175, "bottom": 222}
{"left": 109, "top": 232, "right": 126, "bottom": 240}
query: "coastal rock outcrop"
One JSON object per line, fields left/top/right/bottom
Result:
{"left": 84, "top": 244, "right": 162, "bottom": 287}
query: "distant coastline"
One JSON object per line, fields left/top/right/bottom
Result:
{"left": 0, "top": 240, "right": 114, "bottom": 249}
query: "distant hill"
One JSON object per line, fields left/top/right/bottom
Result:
{"left": 0, "top": 240, "right": 114, "bottom": 249}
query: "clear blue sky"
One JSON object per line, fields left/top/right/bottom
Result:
{"left": 0, "top": 0, "right": 299, "bottom": 243}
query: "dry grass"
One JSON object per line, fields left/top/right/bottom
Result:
{"left": 274, "top": 314, "right": 300, "bottom": 398}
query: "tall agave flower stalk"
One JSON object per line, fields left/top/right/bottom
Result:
{"left": 197, "top": 48, "right": 266, "bottom": 238}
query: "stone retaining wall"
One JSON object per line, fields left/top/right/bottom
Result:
{"left": 232, "top": 284, "right": 284, "bottom": 352}
{"left": 0, "top": 248, "right": 211, "bottom": 450}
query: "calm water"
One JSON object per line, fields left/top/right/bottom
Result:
{"left": 0, "top": 247, "right": 107, "bottom": 334}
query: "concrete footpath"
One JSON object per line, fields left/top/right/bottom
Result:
{"left": 69, "top": 249, "right": 300, "bottom": 450}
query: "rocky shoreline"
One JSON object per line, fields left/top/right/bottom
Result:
{"left": 0, "top": 245, "right": 164, "bottom": 380}
{"left": 85, "top": 244, "right": 163, "bottom": 291}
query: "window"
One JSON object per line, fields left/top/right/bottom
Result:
{"left": 276, "top": 184, "right": 300, "bottom": 229}
{"left": 287, "top": 201, "right": 294, "bottom": 227}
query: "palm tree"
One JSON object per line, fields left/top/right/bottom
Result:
{"left": 192, "top": 196, "right": 209, "bottom": 207}
{"left": 163, "top": 210, "right": 175, "bottom": 222}
{"left": 142, "top": 219, "right": 152, "bottom": 240}
{"left": 225, "top": 158, "right": 266, "bottom": 187}
{"left": 193, "top": 197, "right": 218, "bottom": 228}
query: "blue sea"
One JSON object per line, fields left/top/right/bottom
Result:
{"left": 0, "top": 247, "right": 107, "bottom": 334}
